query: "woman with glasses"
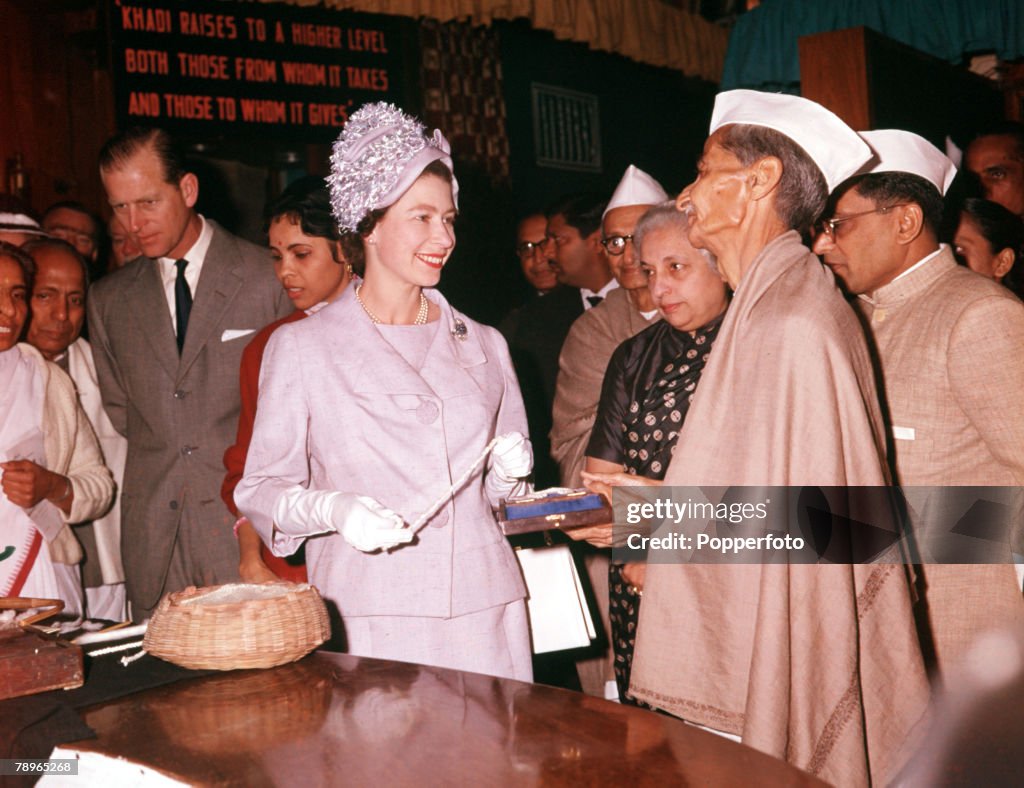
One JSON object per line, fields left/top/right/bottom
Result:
{"left": 567, "top": 203, "right": 729, "bottom": 705}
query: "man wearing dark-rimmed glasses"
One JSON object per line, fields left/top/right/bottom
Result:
{"left": 552, "top": 165, "right": 666, "bottom": 490}
{"left": 501, "top": 198, "right": 608, "bottom": 489}
{"left": 548, "top": 166, "right": 668, "bottom": 700}
{"left": 515, "top": 213, "right": 558, "bottom": 296}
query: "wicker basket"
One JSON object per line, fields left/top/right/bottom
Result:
{"left": 143, "top": 582, "right": 330, "bottom": 670}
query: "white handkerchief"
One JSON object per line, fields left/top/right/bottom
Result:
{"left": 221, "top": 329, "right": 256, "bottom": 342}
{"left": 892, "top": 426, "right": 916, "bottom": 441}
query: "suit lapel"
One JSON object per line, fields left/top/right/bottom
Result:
{"left": 340, "top": 289, "right": 437, "bottom": 399}
{"left": 422, "top": 291, "right": 487, "bottom": 397}
{"left": 340, "top": 288, "right": 485, "bottom": 399}
{"left": 177, "top": 225, "right": 244, "bottom": 381}
{"left": 125, "top": 260, "right": 179, "bottom": 381}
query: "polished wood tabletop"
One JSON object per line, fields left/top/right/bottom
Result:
{"left": 68, "top": 652, "right": 826, "bottom": 786}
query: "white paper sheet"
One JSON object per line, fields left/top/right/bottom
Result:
{"left": 515, "top": 545, "right": 595, "bottom": 653}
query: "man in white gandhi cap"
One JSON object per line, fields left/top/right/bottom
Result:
{"left": 814, "top": 128, "right": 1024, "bottom": 685}
{"left": 551, "top": 165, "right": 669, "bottom": 491}
{"left": 549, "top": 164, "right": 668, "bottom": 699}
{"left": 586, "top": 92, "right": 930, "bottom": 785}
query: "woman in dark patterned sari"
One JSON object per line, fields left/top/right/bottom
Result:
{"left": 567, "top": 202, "right": 729, "bottom": 705}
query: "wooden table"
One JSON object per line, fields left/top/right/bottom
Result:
{"left": 58, "top": 652, "right": 825, "bottom": 786}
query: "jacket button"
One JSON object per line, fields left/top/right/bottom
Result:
{"left": 173, "top": 389, "right": 188, "bottom": 399}
{"left": 416, "top": 400, "right": 439, "bottom": 424}
{"left": 169, "top": 500, "right": 178, "bottom": 510}
{"left": 180, "top": 445, "right": 195, "bottom": 456}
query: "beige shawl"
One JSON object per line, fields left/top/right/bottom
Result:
{"left": 630, "top": 233, "right": 930, "bottom": 786}
{"left": 550, "top": 288, "right": 658, "bottom": 486}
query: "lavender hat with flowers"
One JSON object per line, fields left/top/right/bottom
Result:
{"left": 327, "top": 102, "right": 458, "bottom": 232}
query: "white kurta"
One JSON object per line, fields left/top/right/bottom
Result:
{"left": 67, "top": 338, "right": 128, "bottom": 621}
{"left": 8, "top": 344, "right": 115, "bottom": 622}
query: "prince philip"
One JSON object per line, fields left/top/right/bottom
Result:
{"left": 87, "top": 127, "right": 290, "bottom": 620}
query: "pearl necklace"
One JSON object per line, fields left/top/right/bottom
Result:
{"left": 355, "top": 284, "right": 428, "bottom": 326}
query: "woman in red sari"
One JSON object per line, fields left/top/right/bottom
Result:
{"left": 222, "top": 177, "right": 353, "bottom": 582}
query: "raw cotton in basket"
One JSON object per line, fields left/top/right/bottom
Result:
{"left": 179, "top": 582, "right": 312, "bottom": 606}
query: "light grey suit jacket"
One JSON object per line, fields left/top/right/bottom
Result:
{"left": 87, "top": 219, "right": 290, "bottom": 612}
{"left": 236, "top": 287, "right": 528, "bottom": 621}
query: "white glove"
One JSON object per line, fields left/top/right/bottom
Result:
{"left": 485, "top": 432, "right": 534, "bottom": 503}
{"left": 341, "top": 495, "right": 414, "bottom": 553}
{"left": 490, "top": 432, "right": 533, "bottom": 480}
{"left": 272, "top": 487, "right": 413, "bottom": 553}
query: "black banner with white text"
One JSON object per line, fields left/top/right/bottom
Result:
{"left": 111, "top": 0, "right": 415, "bottom": 140}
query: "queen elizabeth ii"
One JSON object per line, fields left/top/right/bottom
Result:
{"left": 237, "top": 104, "right": 533, "bottom": 680}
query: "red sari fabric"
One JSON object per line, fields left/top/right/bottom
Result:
{"left": 222, "top": 309, "right": 308, "bottom": 583}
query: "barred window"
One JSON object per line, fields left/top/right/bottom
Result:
{"left": 531, "top": 84, "right": 601, "bottom": 172}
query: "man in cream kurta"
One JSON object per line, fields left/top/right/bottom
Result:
{"left": 620, "top": 92, "right": 929, "bottom": 787}
{"left": 552, "top": 289, "right": 659, "bottom": 490}
{"left": 67, "top": 337, "right": 128, "bottom": 620}
{"left": 815, "top": 130, "right": 1024, "bottom": 681}
{"left": 25, "top": 236, "right": 129, "bottom": 620}
{"left": 5, "top": 342, "right": 115, "bottom": 620}
{"left": 551, "top": 166, "right": 665, "bottom": 489}
{"left": 550, "top": 166, "right": 665, "bottom": 699}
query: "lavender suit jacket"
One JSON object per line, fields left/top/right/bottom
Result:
{"left": 236, "top": 287, "right": 528, "bottom": 619}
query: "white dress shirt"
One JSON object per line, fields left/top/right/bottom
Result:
{"left": 580, "top": 279, "right": 619, "bottom": 310}
{"left": 157, "top": 216, "right": 214, "bottom": 332}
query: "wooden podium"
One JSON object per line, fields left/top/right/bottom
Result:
{"left": 798, "top": 26, "right": 1003, "bottom": 143}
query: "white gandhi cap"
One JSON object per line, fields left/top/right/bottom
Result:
{"left": 603, "top": 165, "right": 669, "bottom": 219}
{"left": 0, "top": 213, "right": 47, "bottom": 236}
{"left": 709, "top": 89, "right": 871, "bottom": 193}
{"left": 857, "top": 129, "right": 957, "bottom": 195}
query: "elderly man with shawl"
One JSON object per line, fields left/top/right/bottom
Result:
{"left": 592, "top": 92, "right": 930, "bottom": 786}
